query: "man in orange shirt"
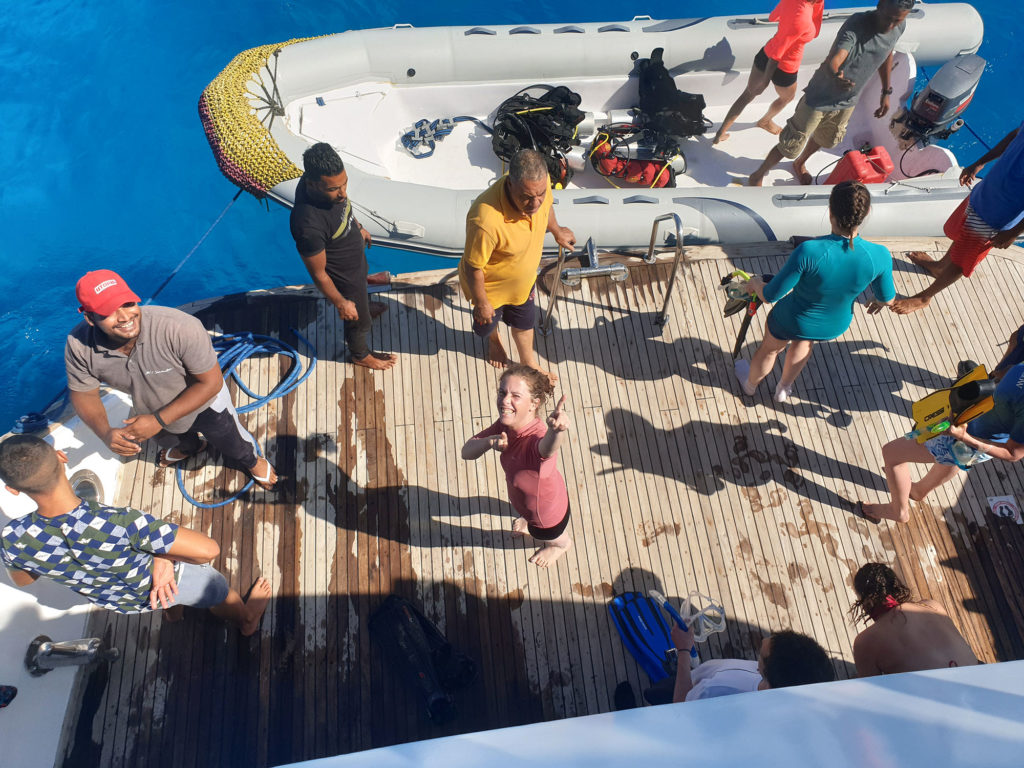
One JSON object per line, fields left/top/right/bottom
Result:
{"left": 459, "top": 150, "right": 576, "bottom": 381}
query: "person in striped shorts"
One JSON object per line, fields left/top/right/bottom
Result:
{"left": 890, "top": 122, "right": 1024, "bottom": 314}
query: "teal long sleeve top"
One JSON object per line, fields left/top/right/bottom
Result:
{"left": 764, "top": 234, "right": 895, "bottom": 341}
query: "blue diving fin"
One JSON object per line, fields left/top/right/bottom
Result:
{"left": 608, "top": 592, "right": 674, "bottom": 682}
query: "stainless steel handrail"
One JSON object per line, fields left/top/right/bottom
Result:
{"left": 539, "top": 244, "right": 572, "bottom": 336}
{"left": 646, "top": 213, "right": 687, "bottom": 326}
{"left": 539, "top": 239, "right": 629, "bottom": 335}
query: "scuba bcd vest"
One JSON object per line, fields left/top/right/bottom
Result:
{"left": 490, "top": 84, "right": 586, "bottom": 187}
{"left": 587, "top": 48, "right": 709, "bottom": 188}
{"left": 636, "top": 47, "right": 711, "bottom": 144}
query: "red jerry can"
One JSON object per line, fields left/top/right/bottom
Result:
{"left": 825, "top": 146, "right": 894, "bottom": 185}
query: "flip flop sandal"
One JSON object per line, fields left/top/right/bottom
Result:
{"left": 249, "top": 459, "right": 278, "bottom": 491}
{"left": 157, "top": 439, "right": 208, "bottom": 468}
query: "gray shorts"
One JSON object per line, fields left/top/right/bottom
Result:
{"left": 173, "top": 562, "right": 230, "bottom": 608}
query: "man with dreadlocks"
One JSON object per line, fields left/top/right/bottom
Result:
{"left": 850, "top": 562, "right": 978, "bottom": 676}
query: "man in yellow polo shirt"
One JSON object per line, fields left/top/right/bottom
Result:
{"left": 459, "top": 149, "right": 576, "bottom": 380}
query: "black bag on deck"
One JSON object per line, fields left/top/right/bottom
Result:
{"left": 368, "top": 594, "right": 477, "bottom": 724}
{"left": 636, "top": 47, "right": 710, "bottom": 142}
{"left": 490, "top": 84, "right": 585, "bottom": 186}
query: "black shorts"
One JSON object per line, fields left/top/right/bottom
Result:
{"left": 753, "top": 47, "right": 798, "bottom": 88}
{"left": 473, "top": 287, "right": 538, "bottom": 337}
{"left": 528, "top": 505, "right": 571, "bottom": 541}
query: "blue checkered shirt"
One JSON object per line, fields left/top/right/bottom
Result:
{"left": 1, "top": 500, "right": 179, "bottom": 613}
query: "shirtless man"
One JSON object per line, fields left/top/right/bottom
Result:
{"left": 850, "top": 563, "right": 977, "bottom": 676}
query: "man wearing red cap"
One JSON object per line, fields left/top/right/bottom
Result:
{"left": 64, "top": 270, "right": 277, "bottom": 489}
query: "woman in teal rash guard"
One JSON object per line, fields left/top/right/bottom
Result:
{"left": 735, "top": 180, "right": 895, "bottom": 402}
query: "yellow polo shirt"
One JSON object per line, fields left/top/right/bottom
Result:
{"left": 458, "top": 175, "right": 553, "bottom": 308}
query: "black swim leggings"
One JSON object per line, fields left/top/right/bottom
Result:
{"left": 168, "top": 405, "right": 259, "bottom": 470}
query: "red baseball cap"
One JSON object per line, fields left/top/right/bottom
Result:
{"left": 76, "top": 270, "right": 142, "bottom": 316}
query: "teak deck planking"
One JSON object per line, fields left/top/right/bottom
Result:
{"left": 58, "top": 238, "right": 1024, "bottom": 766}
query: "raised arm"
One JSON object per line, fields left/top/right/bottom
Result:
{"left": 462, "top": 431, "right": 507, "bottom": 460}
{"left": 538, "top": 395, "right": 569, "bottom": 458}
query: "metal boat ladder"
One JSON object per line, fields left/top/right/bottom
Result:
{"left": 539, "top": 213, "right": 689, "bottom": 334}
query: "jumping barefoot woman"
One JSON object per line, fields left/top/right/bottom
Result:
{"left": 462, "top": 365, "right": 573, "bottom": 567}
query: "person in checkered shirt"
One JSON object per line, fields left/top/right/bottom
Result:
{"left": 0, "top": 435, "right": 270, "bottom": 634}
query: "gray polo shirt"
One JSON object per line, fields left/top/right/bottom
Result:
{"left": 802, "top": 12, "right": 905, "bottom": 111}
{"left": 64, "top": 305, "right": 223, "bottom": 433}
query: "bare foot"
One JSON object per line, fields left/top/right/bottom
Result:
{"left": 890, "top": 296, "right": 931, "bottom": 315}
{"left": 368, "top": 301, "right": 388, "bottom": 319}
{"left": 241, "top": 577, "right": 272, "bottom": 636}
{"left": 905, "top": 251, "right": 943, "bottom": 277}
{"left": 791, "top": 161, "right": 812, "bottom": 186}
{"left": 367, "top": 271, "right": 391, "bottom": 286}
{"left": 487, "top": 335, "right": 511, "bottom": 368}
{"left": 250, "top": 457, "right": 278, "bottom": 490}
{"left": 856, "top": 501, "right": 885, "bottom": 524}
{"left": 511, "top": 517, "right": 529, "bottom": 537}
{"left": 756, "top": 116, "right": 782, "bottom": 135}
{"left": 353, "top": 351, "right": 397, "bottom": 370}
{"left": 529, "top": 537, "right": 572, "bottom": 568}
{"left": 713, "top": 130, "right": 729, "bottom": 145}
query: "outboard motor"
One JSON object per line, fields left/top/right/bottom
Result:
{"left": 890, "top": 54, "right": 985, "bottom": 151}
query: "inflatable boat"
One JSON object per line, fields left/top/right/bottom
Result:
{"left": 199, "top": 3, "right": 985, "bottom": 256}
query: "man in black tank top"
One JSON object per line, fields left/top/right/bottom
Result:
{"left": 289, "top": 143, "right": 396, "bottom": 370}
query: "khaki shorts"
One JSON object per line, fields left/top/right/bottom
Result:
{"left": 777, "top": 99, "right": 856, "bottom": 159}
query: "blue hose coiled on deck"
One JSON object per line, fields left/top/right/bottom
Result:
{"left": 176, "top": 329, "right": 316, "bottom": 509}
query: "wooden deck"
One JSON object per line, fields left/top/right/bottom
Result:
{"left": 58, "top": 238, "right": 1024, "bottom": 767}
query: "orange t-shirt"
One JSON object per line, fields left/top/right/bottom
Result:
{"left": 763, "top": 0, "right": 824, "bottom": 74}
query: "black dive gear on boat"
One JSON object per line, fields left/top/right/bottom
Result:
{"left": 369, "top": 594, "right": 477, "bottom": 724}
{"left": 635, "top": 47, "right": 711, "bottom": 147}
{"left": 490, "top": 84, "right": 586, "bottom": 186}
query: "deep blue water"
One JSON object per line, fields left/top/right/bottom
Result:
{"left": 0, "top": 1, "right": 1016, "bottom": 429}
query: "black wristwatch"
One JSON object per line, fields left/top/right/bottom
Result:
{"left": 882, "top": 87, "right": 894, "bottom": 95}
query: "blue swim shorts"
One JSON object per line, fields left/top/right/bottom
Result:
{"left": 924, "top": 434, "right": 992, "bottom": 471}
